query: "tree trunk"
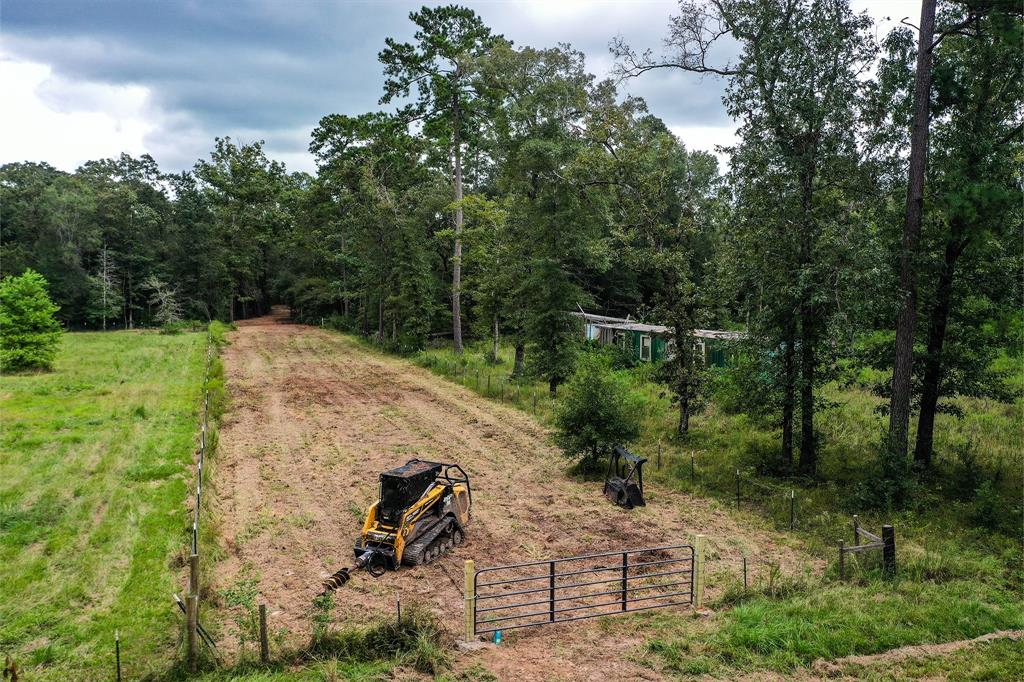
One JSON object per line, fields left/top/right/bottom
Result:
{"left": 914, "top": 234, "right": 965, "bottom": 468}
{"left": 513, "top": 342, "right": 525, "bottom": 376}
{"left": 549, "top": 376, "right": 558, "bottom": 397}
{"left": 377, "top": 296, "right": 384, "bottom": 341}
{"left": 799, "top": 327, "right": 816, "bottom": 475}
{"left": 797, "top": 159, "right": 817, "bottom": 476}
{"left": 890, "top": 0, "right": 937, "bottom": 460}
{"left": 342, "top": 234, "right": 349, "bottom": 318}
{"left": 101, "top": 247, "right": 108, "bottom": 331}
{"left": 492, "top": 315, "right": 499, "bottom": 360}
{"left": 781, "top": 328, "right": 796, "bottom": 469}
{"left": 451, "top": 104, "right": 465, "bottom": 354}
{"left": 127, "top": 274, "right": 133, "bottom": 329}
{"left": 678, "top": 390, "right": 690, "bottom": 434}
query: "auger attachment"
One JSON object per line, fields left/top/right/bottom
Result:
{"left": 321, "top": 567, "right": 352, "bottom": 593}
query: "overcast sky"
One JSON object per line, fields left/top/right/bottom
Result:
{"left": 1, "top": 0, "right": 920, "bottom": 174}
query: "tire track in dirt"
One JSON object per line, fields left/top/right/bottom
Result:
{"left": 214, "top": 313, "right": 816, "bottom": 680}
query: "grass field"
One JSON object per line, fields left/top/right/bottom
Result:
{"left": 0, "top": 330, "right": 207, "bottom": 680}
{"left": 415, "top": 338, "right": 1024, "bottom": 678}
{"left": 2, "top": 325, "right": 1019, "bottom": 680}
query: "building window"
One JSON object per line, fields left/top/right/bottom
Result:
{"left": 641, "top": 335, "right": 652, "bottom": 361}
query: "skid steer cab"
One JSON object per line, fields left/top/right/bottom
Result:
{"left": 353, "top": 459, "right": 471, "bottom": 578}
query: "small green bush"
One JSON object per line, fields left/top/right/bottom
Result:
{"left": 0, "top": 269, "right": 63, "bottom": 371}
{"left": 972, "top": 480, "right": 1002, "bottom": 530}
{"left": 553, "top": 353, "right": 644, "bottom": 470}
{"left": 853, "top": 433, "right": 917, "bottom": 511}
{"left": 208, "top": 320, "right": 235, "bottom": 346}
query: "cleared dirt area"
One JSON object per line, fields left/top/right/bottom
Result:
{"left": 214, "top": 312, "right": 813, "bottom": 680}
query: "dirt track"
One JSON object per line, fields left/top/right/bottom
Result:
{"left": 214, "top": 312, "right": 812, "bottom": 680}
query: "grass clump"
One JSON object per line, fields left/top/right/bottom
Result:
{"left": 306, "top": 602, "right": 452, "bottom": 675}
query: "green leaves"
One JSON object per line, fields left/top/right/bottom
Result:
{"left": 0, "top": 269, "right": 63, "bottom": 371}
{"left": 553, "top": 353, "right": 644, "bottom": 466}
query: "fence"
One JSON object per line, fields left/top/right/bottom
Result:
{"left": 464, "top": 539, "right": 705, "bottom": 640}
{"left": 427, "top": 358, "right": 560, "bottom": 419}
{"left": 839, "top": 516, "right": 896, "bottom": 579}
{"left": 185, "top": 333, "right": 216, "bottom": 672}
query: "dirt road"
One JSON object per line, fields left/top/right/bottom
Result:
{"left": 214, "top": 313, "right": 810, "bottom": 680}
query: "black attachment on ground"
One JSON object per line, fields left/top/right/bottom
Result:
{"left": 322, "top": 567, "right": 354, "bottom": 592}
{"left": 603, "top": 444, "right": 647, "bottom": 509}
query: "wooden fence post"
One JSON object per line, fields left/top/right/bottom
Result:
{"left": 838, "top": 540, "right": 845, "bottom": 580}
{"left": 464, "top": 560, "right": 476, "bottom": 642}
{"left": 735, "top": 469, "right": 741, "bottom": 508}
{"left": 694, "top": 535, "right": 706, "bottom": 608}
{"left": 852, "top": 515, "right": 860, "bottom": 546}
{"left": 258, "top": 604, "right": 269, "bottom": 664}
{"left": 882, "top": 525, "right": 896, "bottom": 577}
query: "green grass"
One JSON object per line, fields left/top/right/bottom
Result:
{"left": 0, "top": 330, "right": 207, "bottom": 680}
{"left": 413, "top": 341, "right": 564, "bottom": 423}
{"left": 414, "top": 338, "right": 1023, "bottom": 678}
{"left": 641, "top": 579, "right": 1022, "bottom": 675}
{"left": 829, "top": 637, "right": 1024, "bottom": 681}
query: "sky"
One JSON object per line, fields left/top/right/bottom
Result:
{"left": 0, "top": 0, "right": 921, "bottom": 175}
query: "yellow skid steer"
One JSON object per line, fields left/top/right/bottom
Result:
{"left": 322, "top": 459, "right": 471, "bottom": 591}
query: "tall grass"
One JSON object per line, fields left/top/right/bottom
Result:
{"left": 0, "top": 330, "right": 208, "bottom": 680}
{"left": 413, "top": 338, "right": 1023, "bottom": 677}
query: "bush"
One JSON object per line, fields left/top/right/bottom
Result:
{"left": 208, "top": 320, "right": 235, "bottom": 347}
{"left": 0, "top": 269, "right": 63, "bottom": 371}
{"left": 972, "top": 480, "right": 1002, "bottom": 530}
{"left": 553, "top": 354, "right": 644, "bottom": 470}
{"left": 307, "top": 602, "right": 451, "bottom": 675}
{"left": 853, "top": 433, "right": 917, "bottom": 510}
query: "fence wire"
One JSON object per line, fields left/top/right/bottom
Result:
{"left": 191, "top": 334, "right": 214, "bottom": 557}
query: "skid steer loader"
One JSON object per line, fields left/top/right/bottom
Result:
{"left": 322, "top": 459, "right": 471, "bottom": 591}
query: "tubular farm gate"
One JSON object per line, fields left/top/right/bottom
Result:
{"left": 470, "top": 544, "right": 695, "bottom": 636}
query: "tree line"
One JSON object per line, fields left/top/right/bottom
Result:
{"left": 1, "top": 1, "right": 1019, "bottom": 483}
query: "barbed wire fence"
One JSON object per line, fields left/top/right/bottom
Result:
{"left": 182, "top": 332, "right": 218, "bottom": 673}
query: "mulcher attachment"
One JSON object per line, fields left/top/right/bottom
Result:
{"left": 604, "top": 444, "right": 646, "bottom": 509}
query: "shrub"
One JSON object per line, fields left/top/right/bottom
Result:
{"left": 853, "top": 433, "right": 917, "bottom": 510}
{"left": 307, "top": 602, "right": 451, "bottom": 675}
{"left": 972, "top": 480, "right": 1002, "bottom": 530}
{"left": 553, "top": 354, "right": 644, "bottom": 470}
{"left": 0, "top": 269, "right": 63, "bottom": 371}
{"left": 950, "top": 441, "right": 984, "bottom": 502}
{"left": 208, "top": 320, "right": 234, "bottom": 347}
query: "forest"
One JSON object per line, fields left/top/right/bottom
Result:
{"left": 2, "top": 0, "right": 1021, "bottom": 495}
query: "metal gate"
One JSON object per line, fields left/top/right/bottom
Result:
{"left": 471, "top": 544, "right": 694, "bottom": 635}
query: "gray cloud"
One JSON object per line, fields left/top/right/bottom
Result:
{"left": 4, "top": 1, "right": 899, "bottom": 173}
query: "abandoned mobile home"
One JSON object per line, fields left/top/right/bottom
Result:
{"left": 571, "top": 311, "right": 744, "bottom": 367}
